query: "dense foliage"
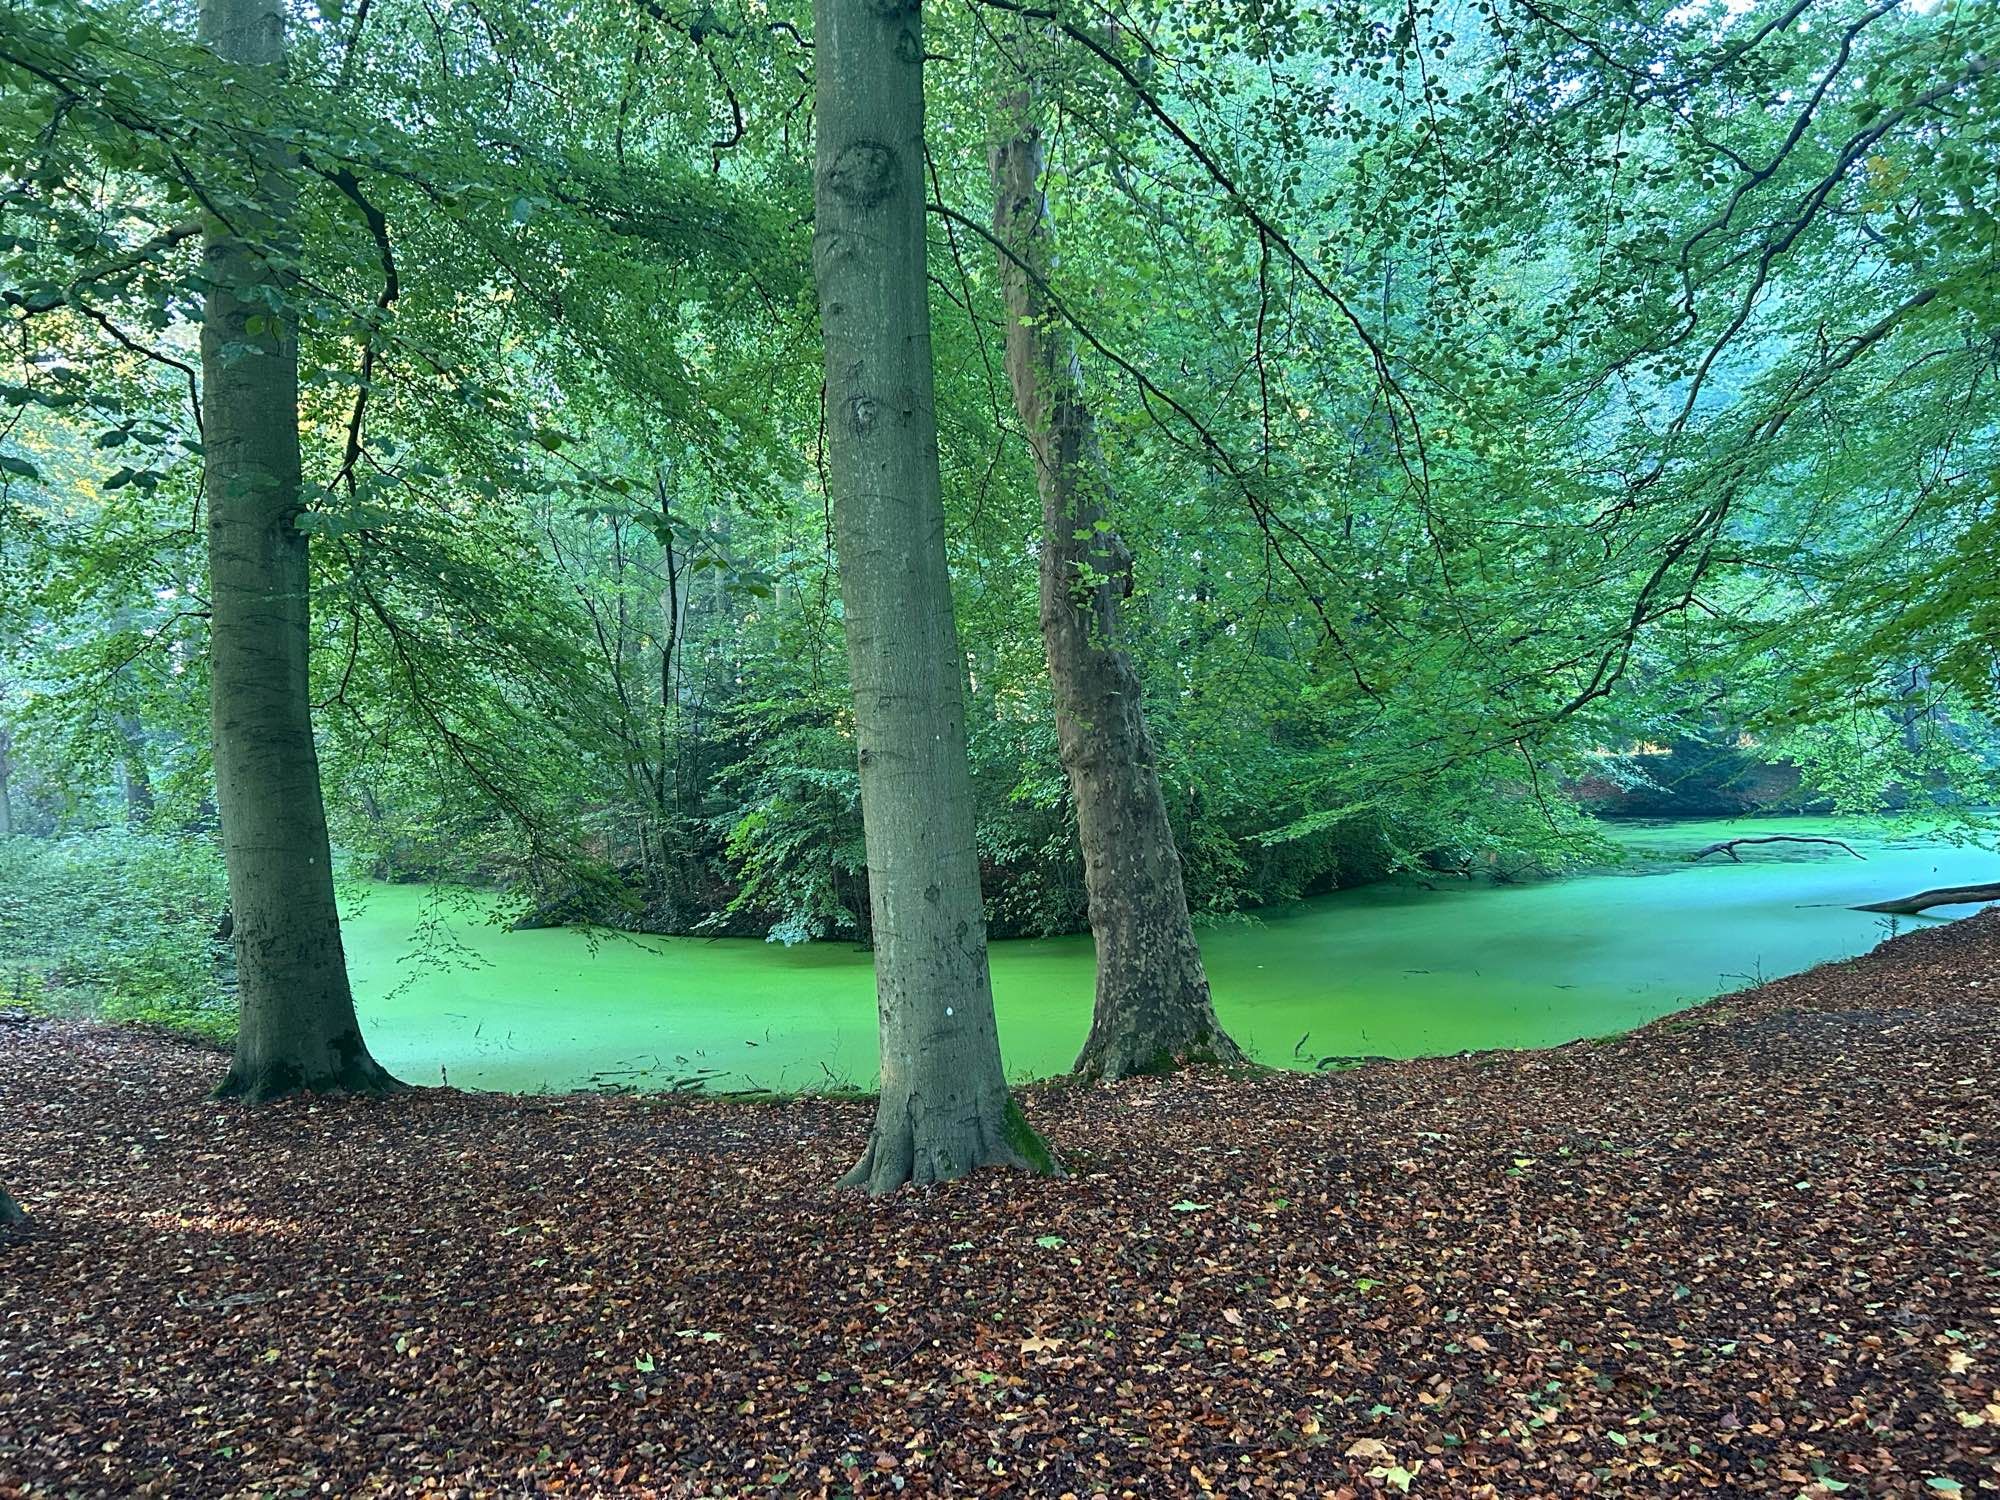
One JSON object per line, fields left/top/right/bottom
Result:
{"left": 0, "top": 827, "right": 230, "bottom": 1035}
{"left": 1, "top": 0, "right": 1995, "bottom": 958}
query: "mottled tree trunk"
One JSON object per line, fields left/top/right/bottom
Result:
{"left": 990, "top": 95, "right": 1244, "bottom": 1081}
{"left": 200, "top": 0, "right": 397, "bottom": 1101}
{"left": 0, "top": 725, "right": 14, "bottom": 838}
{"left": 813, "top": 0, "right": 1052, "bottom": 1192}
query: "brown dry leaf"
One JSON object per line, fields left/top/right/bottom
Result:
{"left": 8, "top": 911, "right": 2000, "bottom": 1497}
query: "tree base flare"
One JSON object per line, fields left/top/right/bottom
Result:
{"left": 1073, "top": 1019, "right": 1248, "bottom": 1083}
{"left": 213, "top": 1044, "right": 405, "bottom": 1103}
{"left": 840, "top": 1092, "right": 1058, "bottom": 1195}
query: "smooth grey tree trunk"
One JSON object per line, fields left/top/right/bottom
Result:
{"left": 200, "top": 0, "right": 397, "bottom": 1100}
{"left": 814, "top": 0, "right": 1052, "bottom": 1191}
{"left": 990, "top": 94, "right": 1245, "bottom": 1081}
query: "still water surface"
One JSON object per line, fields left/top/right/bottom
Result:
{"left": 342, "top": 818, "right": 1993, "bottom": 1093}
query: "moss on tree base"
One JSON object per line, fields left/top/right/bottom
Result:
{"left": 839, "top": 1089, "right": 1060, "bottom": 1194}
{"left": 1072, "top": 1021, "right": 1249, "bottom": 1083}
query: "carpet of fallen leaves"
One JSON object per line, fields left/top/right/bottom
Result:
{"left": 4, "top": 914, "right": 1999, "bottom": 1500}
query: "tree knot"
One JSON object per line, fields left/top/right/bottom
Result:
{"left": 825, "top": 140, "right": 898, "bottom": 210}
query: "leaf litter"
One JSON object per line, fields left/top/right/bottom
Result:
{"left": 2, "top": 913, "right": 1997, "bottom": 1496}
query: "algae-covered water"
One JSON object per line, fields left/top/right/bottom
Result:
{"left": 342, "top": 818, "right": 1996, "bottom": 1094}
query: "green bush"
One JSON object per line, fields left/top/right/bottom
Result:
{"left": 0, "top": 830, "right": 235, "bottom": 1041}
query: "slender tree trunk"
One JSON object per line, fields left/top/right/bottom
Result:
{"left": 199, "top": 0, "right": 397, "bottom": 1100}
{"left": 0, "top": 725, "right": 14, "bottom": 838}
{"left": 116, "top": 714, "right": 154, "bottom": 825}
{"left": 813, "top": 0, "right": 1052, "bottom": 1192}
{"left": 989, "top": 91, "right": 1244, "bottom": 1081}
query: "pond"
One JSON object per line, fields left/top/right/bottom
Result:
{"left": 341, "top": 817, "right": 1995, "bottom": 1094}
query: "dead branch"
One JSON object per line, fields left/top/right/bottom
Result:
{"left": 1854, "top": 882, "right": 2000, "bottom": 916}
{"left": 1691, "top": 835, "right": 1866, "bottom": 863}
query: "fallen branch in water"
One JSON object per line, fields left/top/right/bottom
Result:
{"left": 1854, "top": 881, "right": 2000, "bottom": 915}
{"left": 1691, "top": 835, "right": 1866, "bottom": 863}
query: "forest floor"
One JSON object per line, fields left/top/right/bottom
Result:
{"left": 3, "top": 918, "right": 1998, "bottom": 1499}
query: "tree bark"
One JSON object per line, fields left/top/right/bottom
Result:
{"left": 0, "top": 724, "right": 14, "bottom": 838}
{"left": 1854, "top": 882, "right": 2000, "bottom": 915}
{"left": 199, "top": 0, "right": 397, "bottom": 1101}
{"left": 1690, "top": 835, "right": 1865, "bottom": 863}
{"left": 813, "top": 0, "right": 1052, "bottom": 1192}
{"left": 989, "top": 89, "right": 1244, "bottom": 1081}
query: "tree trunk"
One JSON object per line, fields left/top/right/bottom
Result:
{"left": 989, "top": 89, "right": 1244, "bottom": 1081}
{"left": 1854, "top": 882, "right": 2000, "bottom": 916}
{"left": 116, "top": 714, "right": 154, "bottom": 825}
{"left": 813, "top": 0, "right": 1052, "bottom": 1192}
{"left": 0, "top": 725, "right": 14, "bottom": 838}
{"left": 199, "top": 0, "right": 398, "bottom": 1101}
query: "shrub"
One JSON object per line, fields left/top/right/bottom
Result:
{"left": 0, "top": 830, "right": 234, "bottom": 1041}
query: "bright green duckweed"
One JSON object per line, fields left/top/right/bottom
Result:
{"left": 340, "top": 818, "right": 1994, "bottom": 1094}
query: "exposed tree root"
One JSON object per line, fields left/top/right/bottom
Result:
{"left": 1073, "top": 1014, "right": 1248, "bottom": 1083}
{"left": 840, "top": 1091, "right": 1057, "bottom": 1195}
{"left": 213, "top": 1040, "right": 406, "bottom": 1103}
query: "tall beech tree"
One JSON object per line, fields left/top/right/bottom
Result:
{"left": 989, "top": 84, "right": 1244, "bottom": 1081}
{"left": 199, "top": 0, "right": 397, "bottom": 1100}
{"left": 813, "top": 0, "right": 1052, "bottom": 1191}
